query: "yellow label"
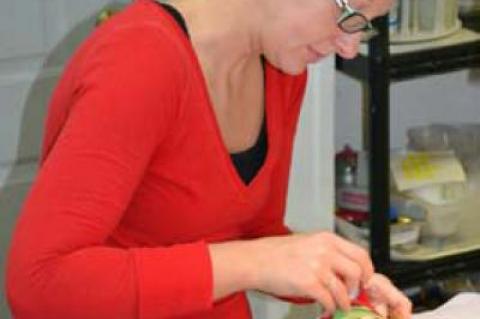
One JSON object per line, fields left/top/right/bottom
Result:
{"left": 401, "top": 153, "right": 437, "bottom": 181}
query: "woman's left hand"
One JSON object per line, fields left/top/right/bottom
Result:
{"left": 364, "top": 273, "right": 412, "bottom": 319}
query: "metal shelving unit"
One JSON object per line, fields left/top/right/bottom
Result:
{"left": 336, "top": 16, "right": 480, "bottom": 289}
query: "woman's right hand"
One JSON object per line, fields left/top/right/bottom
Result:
{"left": 250, "top": 232, "right": 374, "bottom": 314}
{"left": 209, "top": 232, "right": 374, "bottom": 315}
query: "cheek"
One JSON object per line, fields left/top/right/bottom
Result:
{"left": 281, "top": 21, "right": 317, "bottom": 48}
{"left": 287, "top": 7, "right": 339, "bottom": 47}
{"left": 312, "top": 5, "right": 341, "bottom": 42}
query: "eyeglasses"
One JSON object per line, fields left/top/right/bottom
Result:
{"left": 335, "top": 0, "right": 378, "bottom": 41}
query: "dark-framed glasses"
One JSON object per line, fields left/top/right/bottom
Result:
{"left": 335, "top": 0, "right": 378, "bottom": 41}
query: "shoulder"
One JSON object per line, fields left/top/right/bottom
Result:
{"left": 58, "top": 1, "right": 197, "bottom": 118}
{"left": 71, "top": 0, "right": 193, "bottom": 91}
{"left": 45, "top": 1, "right": 196, "bottom": 148}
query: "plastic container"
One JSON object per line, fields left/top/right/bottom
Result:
{"left": 459, "top": 0, "right": 480, "bottom": 14}
{"left": 389, "top": 0, "right": 462, "bottom": 44}
{"left": 407, "top": 123, "right": 480, "bottom": 167}
{"left": 407, "top": 124, "right": 454, "bottom": 152}
{"left": 335, "top": 215, "right": 422, "bottom": 248}
{"left": 459, "top": 0, "right": 480, "bottom": 30}
{"left": 406, "top": 191, "right": 463, "bottom": 239}
{"left": 337, "top": 185, "right": 369, "bottom": 212}
{"left": 392, "top": 189, "right": 463, "bottom": 240}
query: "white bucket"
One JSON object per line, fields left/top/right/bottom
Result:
{"left": 458, "top": 0, "right": 480, "bottom": 14}
{"left": 389, "top": 0, "right": 462, "bottom": 44}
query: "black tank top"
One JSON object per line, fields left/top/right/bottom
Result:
{"left": 156, "top": 1, "right": 268, "bottom": 185}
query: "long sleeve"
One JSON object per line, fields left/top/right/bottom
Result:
{"left": 6, "top": 25, "right": 213, "bottom": 319}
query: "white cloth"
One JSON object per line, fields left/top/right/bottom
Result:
{"left": 413, "top": 293, "right": 480, "bottom": 319}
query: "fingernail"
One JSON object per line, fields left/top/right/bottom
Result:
{"left": 349, "top": 287, "right": 359, "bottom": 299}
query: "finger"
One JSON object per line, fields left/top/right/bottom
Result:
{"left": 365, "top": 274, "right": 392, "bottom": 302}
{"left": 371, "top": 302, "right": 388, "bottom": 318}
{"left": 328, "top": 234, "right": 374, "bottom": 283}
{"left": 383, "top": 294, "right": 411, "bottom": 319}
{"left": 306, "top": 282, "right": 336, "bottom": 315}
{"left": 391, "top": 295, "right": 412, "bottom": 319}
{"left": 329, "top": 253, "right": 362, "bottom": 297}
{"left": 366, "top": 274, "right": 412, "bottom": 319}
{"left": 320, "top": 272, "right": 351, "bottom": 312}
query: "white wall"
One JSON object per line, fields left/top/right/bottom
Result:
{"left": 335, "top": 69, "right": 480, "bottom": 152}
{"left": 287, "top": 59, "right": 335, "bottom": 233}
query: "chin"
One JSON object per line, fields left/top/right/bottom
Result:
{"left": 284, "top": 66, "right": 307, "bottom": 75}
{"left": 277, "top": 60, "right": 307, "bottom": 75}
{"left": 265, "top": 53, "right": 307, "bottom": 75}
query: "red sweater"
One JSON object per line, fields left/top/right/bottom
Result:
{"left": 6, "top": 1, "right": 307, "bottom": 318}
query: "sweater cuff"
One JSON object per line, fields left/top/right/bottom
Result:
{"left": 134, "top": 241, "right": 213, "bottom": 319}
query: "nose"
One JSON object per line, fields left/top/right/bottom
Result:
{"left": 334, "top": 31, "right": 362, "bottom": 59}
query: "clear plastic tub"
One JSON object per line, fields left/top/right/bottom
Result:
{"left": 389, "top": 0, "right": 462, "bottom": 44}
{"left": 417, "top": 198, "right": 461, "bottom": 239}
{"left": 393, "top": 191, "right": 462, "bottom": 240}
{"left": 459, "top": 0, "right": 480, "bottom": 14}
{"left": 407, "top": 123, "right": 480, "bottom": 167}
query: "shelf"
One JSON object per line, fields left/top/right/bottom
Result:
{"left": 386, "top": 250, "right": 480, "bottom": 289}
{"left": 335, "top": 15, "right": 480, "bottom": 287}
{"left": 385, "top": 192, "right": 480, "bottom": 288}
{"left": 375, "top": 180, "right": 480, "bottom": 286}
{"left": 391, "top": 194, "right": 480, "bottom": 262}
{"left": 381, "top": 182, "right": 480, "bottom": 287}
{"left": 336, "top": 28, "right": 480, "bottom": 82}
{"left": 336, "top": 193, "right": 480, "bottom": 288}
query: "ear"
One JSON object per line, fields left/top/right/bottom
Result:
{"left": 335, "top": 32, "right": 362, "bottom": 59}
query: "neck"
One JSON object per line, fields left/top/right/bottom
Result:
{"left": 169, "top": 0, "right": 263, "bottom": 86}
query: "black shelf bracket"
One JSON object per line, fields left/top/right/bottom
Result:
{"left": 367, "top": 16, "right": 391, "bottom": 272}
{"left": 337, "top": 31, "right": 480, "bottom": 82}
{"left": 387, "top": 250, "right": 480, "bottom": 288}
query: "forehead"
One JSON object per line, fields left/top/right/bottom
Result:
{"left": 347, "top": 0, "right": 372, "bottom": 10}
{"left": 348, "top": 0, "right": 392, "bottom": 19}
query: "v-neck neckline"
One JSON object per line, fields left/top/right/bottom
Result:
{"left": 198, "top": 63, "right": 276, "bottom": 193}
{"left": 148, "top": 0, "right": 278, "bottom": 194}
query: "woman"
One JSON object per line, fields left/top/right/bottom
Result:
{"left": 6, "top": 0, "right": 411, "bottom": 318}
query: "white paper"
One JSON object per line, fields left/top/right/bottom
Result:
{"left": 413, "top": 293, "right": 480, "bottom": 319}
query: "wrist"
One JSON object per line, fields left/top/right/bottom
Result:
{"left": 208, "top": 239, "right": 265, "bottom": 299}
{"left": 239, "top": 238, "right": 268, "bottom": 291}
